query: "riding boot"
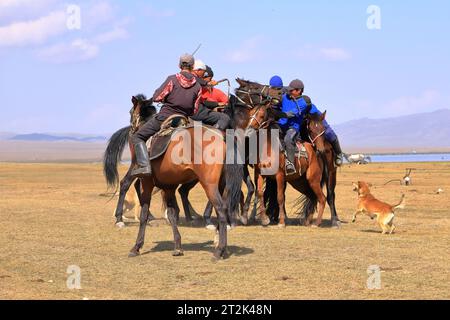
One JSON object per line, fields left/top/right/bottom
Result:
{"left": 285, "top": 146, "right": 297, "bottom": 176}
{"left": 131, "top": 141, "right": 152, "bottom": 178}
{"left": 331, "top": 138, "right": 344, "bottom": 166}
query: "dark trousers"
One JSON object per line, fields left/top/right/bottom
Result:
{"left": 131, "top": 114, "right": 167, "bottom": 145}
{"left": 191, "top": 106, "right": 230, "bottom": 131}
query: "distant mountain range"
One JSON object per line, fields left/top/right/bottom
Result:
{"left": 2, "top": 109, "right": 449, "bottom": 149}
{"left": 6, "top": 133, "right": 108, "bottom": 142}
{"left": 334, "top": 109, "right": 450, "bottom": 149}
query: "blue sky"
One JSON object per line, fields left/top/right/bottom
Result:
{"left": 1, "top": 0, "right": 449, "bottom": 134}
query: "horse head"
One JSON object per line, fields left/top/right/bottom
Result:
{"left": 306, "top": 111, "right": 327, "bottom": 153}
{"left": 235, "top": 78, "right": 282, "bottom": 108}
{"left": 130, "top": 94, "right": 157, "bottom": 133}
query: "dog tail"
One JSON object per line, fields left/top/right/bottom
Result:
{"left": 393, "top": 194, "right": 406, "bottom": 210}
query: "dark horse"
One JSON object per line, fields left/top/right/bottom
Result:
{"left": 103, "top": 94, "right": 157, "bottom": 228}
{"left": 104, "top": 99, "right": 244, "bottom": 260}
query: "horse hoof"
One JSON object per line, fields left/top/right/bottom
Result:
{"left": 172, "top": 250, "right": 184, "bottom": 257}
{"left": 128, "top": 251, "right": 140, "bottom": 258}
{"left": 332, "top": 220, "right": 342, "bottom": 229}
{"left": 116, "top": 222, "right": 126, "bottom": 229}
{"left": 227, "top": 224, "right": 233, "bottom": 231}
{"left": 261, "top": 218, "right": 271, "bottom": 227}
{"left": 206, "top": 224, "right": 216, "bottom": 231}
{"left": 278, "top": 224, "right": 286, "bottom": 228}
{"left": 214, "top": 235, "right": 220, "bottom": 249}
{"left": 212, "top": 249, "right": 226, "bottom": 261}
{"left": 311, "top": 224, "right": 319, "bottom": 228}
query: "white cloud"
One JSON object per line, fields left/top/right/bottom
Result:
{"left": 94, "top": 27, "right": 128, "bottom": 44}
{"left": 386, "top": 90, "right": 441, "bottom": 115}
{"left": 294, "top": 45, "right": 352, "bottom": 62}
{"left": 37, "top": 27, "right": 128, "bottom": 63}
{"left": 0, "top": 10, "right": 66, "bottom": 47}
{"left": 0, "top": 0, "right": 131, "bottom": 63}
{"left": 37, "top": 39, "right": 99, "bottom": 63}
{"left": 225, "top": 36, "right": 264, "bottom": 63}
{"left": 320, "top": 48, "right": 352, "bottom": 61}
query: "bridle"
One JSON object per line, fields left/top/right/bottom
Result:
{"left": 307, "top": 119, "right": 326, "bottom": 147}
{"left": 235, "top": 85, "right": 278, "bottom": 108}
{"left": 236, "top": 85, "right": 280, "bottom": 130}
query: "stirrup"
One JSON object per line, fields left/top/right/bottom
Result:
{"left": 131, "top": 165, "right": 152, "bottom": 178}
{"left": 285, "top": 160, "right": 296, "bottom": 176}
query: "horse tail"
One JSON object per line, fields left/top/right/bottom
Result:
{"left": 320, "top": 151, "right": 329, "bottom": 189}
{"left": 103, "top": 126, "right": 131, "bottom": 190}
{"left": 295, "top": 187, "right": 318, "bottom": 223}
{"left": 225, "top": 140, "right": 244, "bottom": 222}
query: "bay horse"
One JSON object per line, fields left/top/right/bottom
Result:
{"left": 242, "top": 103, "right": 327, "bottom": 227}
{"left": 104, "top": 103, "right": 244, "bottom": 260}
{"left": 301, "top": 112, "right": 341, "bottom": 227}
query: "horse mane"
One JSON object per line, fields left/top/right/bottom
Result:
{"left": 133, "top": 93, "right": 157, "bottom": 121}
{"left": 236, "top": 78, "right": 264, "bottom": 89}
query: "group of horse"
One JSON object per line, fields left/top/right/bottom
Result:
{"left": 103, "top": 79, "right": 341, "bottom": 260}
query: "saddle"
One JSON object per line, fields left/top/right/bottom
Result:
{"left": 146, "top": 114, "right": 189, "bottom": 161}
{"left": 295, "top": 141, "right": 308, "bottom": 160}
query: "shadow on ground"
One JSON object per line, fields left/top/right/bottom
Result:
{"left": 142, "top": 240, "right": 254, "bottom": 257}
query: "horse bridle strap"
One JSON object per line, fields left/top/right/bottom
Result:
{"left": 309, "top": 129, "right": 326, "bottom": 146}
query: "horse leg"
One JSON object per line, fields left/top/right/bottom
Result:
{"left": 311, "top": 181, "right": 327, "bottom": 227}
{"left": 133, "top": 179, "right": 155, "bottom": 222}
{"left": 256, "top": 170, "right": 270, "bottom": 226}
{"left": 201, "top": 184, "right": 228, "bottom": 260}
{"left": 203, "top": 201, "right": 215, "bottom": 229}
{"left": 129, "top": 178, "right": 154, "bottom": 257}
{"left": 275, "top": 173, "right": 287, "bottom": 228}
{"left": 164, "top": 189, "right": 184, "bottom": 256}
{"left": 326, "top": 158, "right": 341, "bottom": 228}
{"left": 114, "top": 167, "right": 134, "bottom": 228}
{"left": 178, "top": 181, "right": 200, "bottom": 222}
{"left": 242, "top": 166, "right": 254, "bottom": 223}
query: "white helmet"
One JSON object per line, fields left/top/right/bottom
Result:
{"left": 193, "top": 59, "right": 207, "bottom": 71}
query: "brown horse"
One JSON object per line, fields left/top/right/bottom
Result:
{"left": 241, "top": 102, "right": 327, "bottom": 227}
{"left": 301, "top": 111, "right": 341, "bottom": 227}
{"left": 104, "top": 102, "right": 244, "bottom": 260}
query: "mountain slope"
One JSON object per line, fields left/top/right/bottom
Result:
{"left": 333, "top": 109, "right": 450, "bottom": 148}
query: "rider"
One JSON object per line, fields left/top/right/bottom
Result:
{"left": 279, "top": 79, "right": 344, "bottom": 172}
{"left": 131, "top": 53, "right": 202, "bottom": 178}
{"left": 268, "top": 76, "right": 297, "bottom": 175}
{"left": 191, "top": 64, "right": 231, "bottom": 131}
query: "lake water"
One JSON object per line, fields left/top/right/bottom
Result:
{"left": 364, "top": 153, "right": 450, "bottom": 163}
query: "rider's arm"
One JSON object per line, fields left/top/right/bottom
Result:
{"left": 153, "top": 76, "right": 173, "bottom": 103}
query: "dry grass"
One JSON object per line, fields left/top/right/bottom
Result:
{"left": 0, "top": 162, "right": 449, "bottom": 300}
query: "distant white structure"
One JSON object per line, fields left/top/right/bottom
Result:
{"left": 344, "top": 153, "right": 372, "bottom": 165}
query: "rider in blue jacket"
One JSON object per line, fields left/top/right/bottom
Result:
{"left": 278, "top": 79, "right": 344, "bottom": 174}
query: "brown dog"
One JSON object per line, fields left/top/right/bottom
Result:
{"left": 352, "top": 181, "right": 405, "bottom": 234}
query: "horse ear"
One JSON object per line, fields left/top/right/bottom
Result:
{"left": 132, "top": 96, "right": 138, "bottom": 105}
{"left": 236, "top": 78, "right": 245, "bottom": 86}
{"left": 321, "top": 110, "right": 327, "bottom": 121}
